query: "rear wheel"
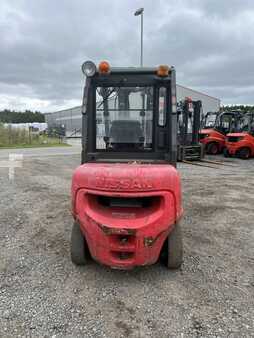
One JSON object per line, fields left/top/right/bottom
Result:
{"left": 237, "top": 147, "right": 251, "bottom": 159}
{"left": 71, "top": 222, "right": 89, "bottom": 265}
{"left": 161, "top": 222, "right": 183, "bottom": 269}
{"left": 206, "top": 142, "right": 220, "bottom": 155}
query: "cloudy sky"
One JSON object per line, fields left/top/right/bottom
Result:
{"left": 1, "top": 0, "right": 254, "bottom": 112}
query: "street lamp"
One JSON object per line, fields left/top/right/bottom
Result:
{"left": 134, "top": 7, "right": 144, "bottom": 67}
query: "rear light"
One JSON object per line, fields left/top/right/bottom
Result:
{"left": 157, "top": 65, "right": 170, "bottom": 77}
{"left": 81, "top": 61, "right": 96, "bottom": 77}
{"left": 98, "top": 61, "right": 110, "bottom": 74}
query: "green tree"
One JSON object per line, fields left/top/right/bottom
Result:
{"left": 0, "top": 110, "right": 45, "bottom": 123}
{"left": 222, "top": 105, "right": 254, "bottom": 114}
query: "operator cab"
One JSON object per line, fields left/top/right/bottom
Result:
{"left": 81, "top": 61, "right": 177, "bottom": 164}
{"left": 201, "top": 112, "right": 218, "bottom": 129}
{"left": 96, "top": 86, "right": 151, "bottom": 151}
{"left": 240, "top": 112, "right": 254, "bottom": 135}
{"left": 214, "top": 111, "right": 243, "bottom": 135}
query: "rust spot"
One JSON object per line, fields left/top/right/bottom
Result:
{"left": 144, "top": 236, "right": 155, "bottom": 247}
{"left": 144, "top": 229, "right": 168, "bottom": 247}
{"left": 99, "top": 224, "right": 136, "bottom": 236}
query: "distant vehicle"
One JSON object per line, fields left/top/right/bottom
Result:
{"left": 199, "top": 111, "right": 243, "bottom": 154}
{"left": 224, "top": 112, "right": 254, "bottom": 159}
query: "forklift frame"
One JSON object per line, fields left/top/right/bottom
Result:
{"left": 70, "top": 62, "right": 184, "bottom": 270}
{"left": 177, "top": 99, "right": 204, "bottom": 161}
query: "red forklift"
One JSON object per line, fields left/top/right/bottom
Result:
{"left": 224, "top": 112, "right": 254, "bottom": 159}
{"left": 199, "top": 111, "right": 243, "bottom": 154}
{"left": 71, "top": 61, "right": 183, "bottom": 269}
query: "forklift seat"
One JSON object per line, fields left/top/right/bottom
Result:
{"left": 109, "top": 120, "right": 144, "bottom": 150}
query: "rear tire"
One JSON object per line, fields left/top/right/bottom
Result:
{"left": 71, "top": 222, "right": 89, "bottom": 265}
{"left": 237, "top": 147, "right": 251, "bottom": 159}
{"left": 161, "top": 222, "right": 183, "bottom": 269}
{"left": 206, "top": 142, "right": 219, "bottom": 155}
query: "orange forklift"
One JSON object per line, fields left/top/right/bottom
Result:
{"left": 199, "top": 111, "right": 243, "bottom": 154}
{"left": 224, "top": 112, "right": 254, "bottom": 159}
{"left": 70, "top": 61, "right": 183, "bottom": 270}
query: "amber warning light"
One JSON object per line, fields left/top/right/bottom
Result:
{"left": 98, "top": 61, "right": 110, "bottom": 74}
{"left": 157, "top": 65, "right": 170, "bottom": 77}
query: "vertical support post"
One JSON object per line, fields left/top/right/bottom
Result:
{"left": 182, "top": 101, "right": 189, "bottom": 146}
{"left": 81, "top": 77, "right": 91, "bottom": 163}
{"left": 169, "top": 67, "right": 178, "bottom": 164}
{"left": 134, "top": 8, "right": 144, "bottom": 67}
{"left": 192, "top": 101, "right": 202, "bottom": 144}
{"left": 141, "top": 12, "right": 143, "bottom": 67}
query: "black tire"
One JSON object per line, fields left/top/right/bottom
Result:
{"left": 237, "top": 147, "right": 251, "bottom": 160}
{"left": 71, "top": 222, "right": 89, "bottom": 265}
{"left": 161, "top": 222, "right": 183, "bottom": 269}
{"left": 206, "top": 142, "right": 219, "bottom": 155}
{"left": 223, "top": 148, "right": 230, "bottom": 158}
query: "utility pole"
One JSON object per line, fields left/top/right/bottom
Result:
{"left": 134, "top": 8, "right": 144, "bottom": 67}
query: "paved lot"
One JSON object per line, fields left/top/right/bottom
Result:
{"left": 0, "top": 148, "right": 253, "bottom": 337}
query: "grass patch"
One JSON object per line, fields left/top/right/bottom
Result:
{"left": 0, "top": 124, "right": 70, "bottom": 149}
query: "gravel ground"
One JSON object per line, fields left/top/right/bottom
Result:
{"left": 0, "top": 151, "right": 253, "bottom": 337}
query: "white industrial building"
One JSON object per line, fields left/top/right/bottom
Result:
{"left": 45, "top": 84, "right": 220, "bottom": 141}
{"left": 176, "top": 84, "right": 220, "bottom": 114}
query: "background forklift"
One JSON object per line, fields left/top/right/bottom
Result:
{"left": 224, "top": 112, "right": 254, "bottom": 159}
{"left": 199, "top": 110, "right": 243, "bottom": 154}
{"left": 71, "top": 61, "right": 183, "bottom": 270}
{"left": 176, "top": 99, "right": 229, "bottom": 169}
{"left": 177, "top": 97, "right": 204, "bottom": 161}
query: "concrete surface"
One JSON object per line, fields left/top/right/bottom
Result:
{"left": 0, "top": 153, "right": 253, "bottom": 337}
